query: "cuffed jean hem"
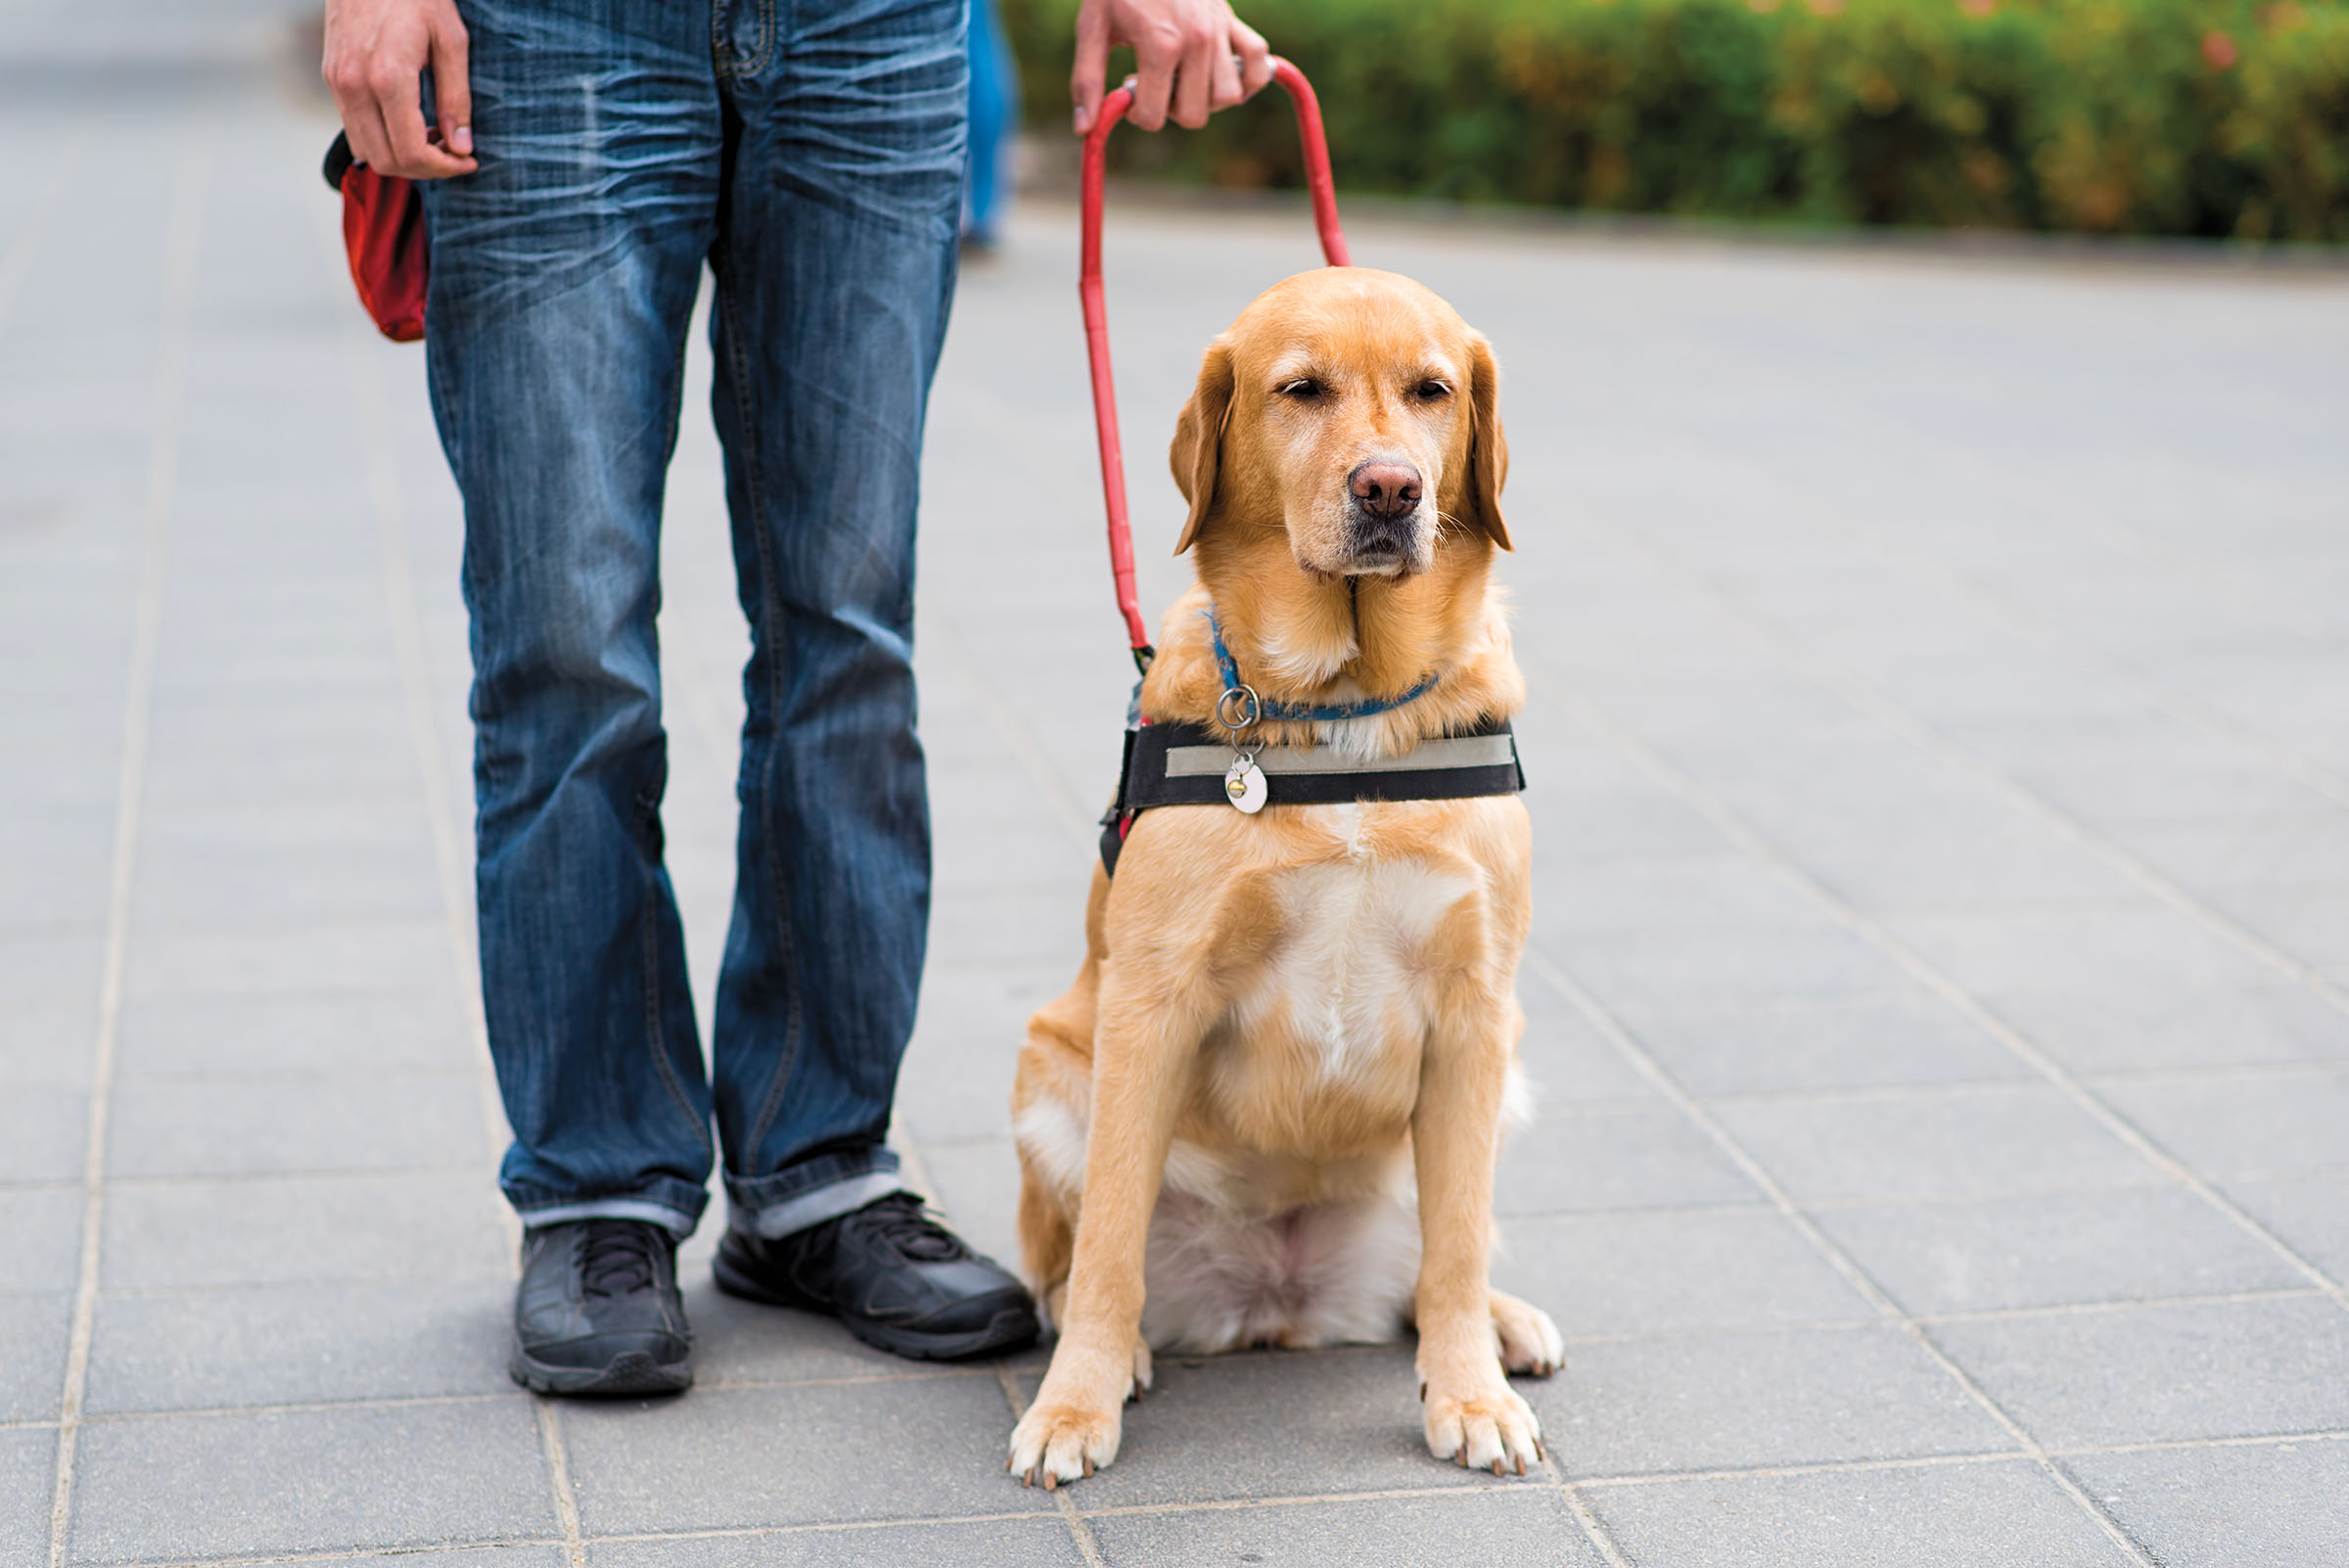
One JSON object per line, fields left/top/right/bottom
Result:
{"left": 507, "top": 1176, "right": 711, "bottom": 1239}
{"left": 726, "top": 1150, "right": 902, "bottom": 1239}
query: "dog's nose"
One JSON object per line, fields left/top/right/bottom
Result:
{"left": 1349, "top": 461, "right": 1422, "bottom": 521}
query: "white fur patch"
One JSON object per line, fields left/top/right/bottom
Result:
{"left": 1234, "top": 859, "right": 1475, "bottom": 1084}
{"left": 1141, "top": 1180, "right": 1421, "bottom": 1353}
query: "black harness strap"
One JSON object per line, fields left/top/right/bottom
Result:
{"left": 1098, "top": 715, "right": 1524, "bottom": 875}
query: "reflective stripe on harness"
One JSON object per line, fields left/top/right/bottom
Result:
{"left": 1097, "top": 715, "right": 1525, "bottom": 876}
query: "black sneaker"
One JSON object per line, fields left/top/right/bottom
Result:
{"left": 509, "top": 1219, "right": 694, "bottom": 1397}
{"left": 714, "top": 1191, "right": 1038, "bottom": 1361}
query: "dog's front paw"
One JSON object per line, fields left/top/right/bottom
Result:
{"left": 1423, "top": 1380, "right": 1543, "bottom": 1476}
{"left": 1491, "top": 1289, "right": 1564, "bottom": 1378}
{"left": 1008, "top": 1398, "right": 1124, "bottom": 1489}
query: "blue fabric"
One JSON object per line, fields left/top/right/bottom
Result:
{"left": 962, "top": 0, "right": 1018, "bottom": 241}
{"left": 419, "top": 0, "right": 968, "bottom": 1236}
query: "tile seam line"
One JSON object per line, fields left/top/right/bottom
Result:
{"left": 1524, "top": 950, "right": 2160, "bottom": 1568}
{"left": 1553, "top": 683, "right": 2349, "bottom": 1316}
{"left": 46, "top": 133, "right": 211, "bottom": 1568}
{"left": 992, "top": 1363, "right": 1110, "bottom": 1567}
{"left": 314, "top": 176, "right": 557, "bottom": 1561}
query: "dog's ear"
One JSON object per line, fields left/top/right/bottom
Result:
{"left": 1170, "top": 339, "right": 1235, "bottom": 554}
{"left": 1464, "top": 332, "right": 1511, "bottom": 551}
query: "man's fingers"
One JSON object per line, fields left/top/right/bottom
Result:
{"left": 1127, "top": 28, "right": 1176, "bottom": 132}
{"left": 1233, "top": 20, "right": 1273, "bottom": 99}
{"left": 1071, "top": 0, "right": 1110, "bottom": 134}
{"left": 342, "top": 99, "right": 396, "bottom": 175}
{"left": 1171, "top": 29, "right": 1216, "bottom": 129}
{"left": 431, "top": 13, "right": 474, "bottom": 157}
{"left": 1208, "top": 38, "right": 1244, "bottom": 114}
{"left": 377, "top": 63, "right": 474, "bottom": 177}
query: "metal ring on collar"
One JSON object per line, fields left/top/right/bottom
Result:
{"left": 1216, "top": 683, "right": 1262, "bottom": 733}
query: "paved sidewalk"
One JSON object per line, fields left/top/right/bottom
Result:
{"left": 7, "top": 10, "right": 2349, "bottom": 1567}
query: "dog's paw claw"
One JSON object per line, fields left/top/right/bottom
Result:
{"left": 1007, "top": 1398, "right": 1124, "bottom": 1490}
{"left": 1424, "top": 1383, "right": 1543, "bottom": 1479}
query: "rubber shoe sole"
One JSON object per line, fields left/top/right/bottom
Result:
{"left": 508, "top": 1345, "right": 693, "bottom": 1398}
{"left": 711, "top": 1248, "right": 1038, "bottom": 1362}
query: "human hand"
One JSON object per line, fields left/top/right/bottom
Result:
{"left": 322, "top": 0, "right": 478, "bottom": 179}
{"left": 1071, "top": 0, "right": 1273, "bottom": 136}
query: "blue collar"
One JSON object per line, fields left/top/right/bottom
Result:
{"left": 1205, "top": 608, "right": 1440, "bottom": 727}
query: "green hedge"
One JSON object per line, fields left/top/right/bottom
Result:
{"left": 1001, "top": 0, "right": 2349, "bottom": 239}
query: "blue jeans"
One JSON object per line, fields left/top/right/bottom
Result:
{"left": 420, "top": 0, "right": 966, "bottom": 1239}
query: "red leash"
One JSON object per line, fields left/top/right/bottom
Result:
{"left": 1079, "top": 59, "right": 1351, "bottom": 673}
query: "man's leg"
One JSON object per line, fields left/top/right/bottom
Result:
{"left": 423, "top": 0, "right": 721, "bottom": 1389}
{"left": 699, "top": 0, "right": 1035, "bottom": 1358}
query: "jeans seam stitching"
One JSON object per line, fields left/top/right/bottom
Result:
{"left": 713, "top": 254, "right": 806, "bottom": 1163}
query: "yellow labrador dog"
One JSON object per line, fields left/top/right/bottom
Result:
{"left": 1006, "top": 266, "right": 1558, "bottom": 1488}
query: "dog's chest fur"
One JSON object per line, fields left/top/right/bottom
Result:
{"left": 1223, "top": 814, "right": 1474, "bottom": 1091}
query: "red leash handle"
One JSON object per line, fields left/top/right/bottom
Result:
{"left": 1081, "top": 59, "right": 1350, "bottom": 671}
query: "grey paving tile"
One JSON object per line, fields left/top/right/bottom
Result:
{"left": 0, "top": 1189, "right": 80, "bottom": 1298}
{"left": 2096, "top": 1069, "right": 2349, "bottom": 1179}
{"left": 561, "top": 1375, "right": 1051, "bottom": 1535}
{"left": 1930, "top": 1295, "right": 2349, "bottom": 1450}
{"left": 1535, "top": 856, "right": 1830, "bottom": 937}
{"left": 114, "top": 988, "right": 480, "bottom": 1076}
{"left": 1788, "top": 830, "right": 2143, "bottom": 915}
{"left": 0, "top": 931, "right": 102, "bottom": 1011}
{"left": 2066, "top": 1438, "right": 2349, "bottom": 1568}
{"left": 1818, "top": 1186, "right": 2307, "bottom": 1316}
{"left": 122, "top": 919, "right": 458, "bottom": 1000}
{"left": 1536, "top": 1323, "right": 2013, "bottom": 1477}
{"left": 66, "top": 1398, "right": 552, "bottom": 1564}
{"left": 1013, "top": 1348, "right": 1516, "bottom": 1509}
{"left": 2223, "top": 1172, "right": 2349, "bottom": 1283}
{"left": 82, "top": 1276, "right": 512, "bottom": 1413}
{"left": 104, "top": 1071, "right": 487, "bottom": 1177}
{"left": 1515, "top": 980, "right": 1657, "bottom": 1106}
{"left": 1980, "top": 983, "right": 2349, "bottom": 1074}
{"left": 1088, "top": 1487, "right": 1604, "bottom": 1567}
{"left": 1493, "top": 1210, "right": 1870, "bottom": 1337}
{"left": 1527, "top": 788, "right": 1732, "bottom": 867}
{"left": 1711, "top": 1084, "right": 2150, "bottom": 1205}
{"left": 131, "top": 843, "right": 446, "bottom": 924}
{"left": 101, "top": 1171, "right": 512, "bottom": 1291}
{"left": 897, "top": 960, "right": 1071, "bottom": 1145}
{"left": 0, "top": 1295, "right": 68, "bottom": 1422}
{"left": 589, "top": 1516, "right": 1082, "bottom": 1568}
{"left": 0, "top": 1087, "right": 85, "bottom": 1184}
{"left": 1884, "top": 904, "right": 2283, "bottom": 1002}
{"left": 1545, "top": 924, "right": 1908, "bottom": 1009}
{"left": 0, "top": 1427, "right": 57, "bottom": 1568}
{"left": 0, "top": 1002, "right": 92, "bottom": 1089}
{"left": 2200, "top": 885, "right": 2349, "bottom": 969}
{"left": 276, "top": 1552, "right": 566, "bottom": 1568}
{"left": 1496, "top": 1105, "right": 1762, "bottom": 1216}
{"left": 2115, "top": 813, "right": 2349, "bottom": 895}
{"left": 930, "top": 888, "right": 1090, "bottom": 966}
{"left": 1617, "top": 993, "right": 2025, "bottom": 1097}
{"left": 1588, "top": 1457, "right": 2133, "bottom": 1568}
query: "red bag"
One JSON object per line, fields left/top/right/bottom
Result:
{"left": 322, "top": 131, "right": 429, "bottom": 344}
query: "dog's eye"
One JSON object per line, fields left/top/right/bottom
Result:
{"left": 1413, "top": 379, "right": 1452, "bottom": 401}
{"left": 1275, "top": 377, "right": 1324, "bottom": 400}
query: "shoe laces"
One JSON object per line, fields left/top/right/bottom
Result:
{"left": 577, "top": 1219, "right": 665, "bottom": 1298}
{"left": 845, "top": 1192, "right": 966, "bottom": 1263}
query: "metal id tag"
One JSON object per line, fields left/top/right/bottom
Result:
{"left": 1224, "top": 754, "right": 1267, "bottom": 813}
